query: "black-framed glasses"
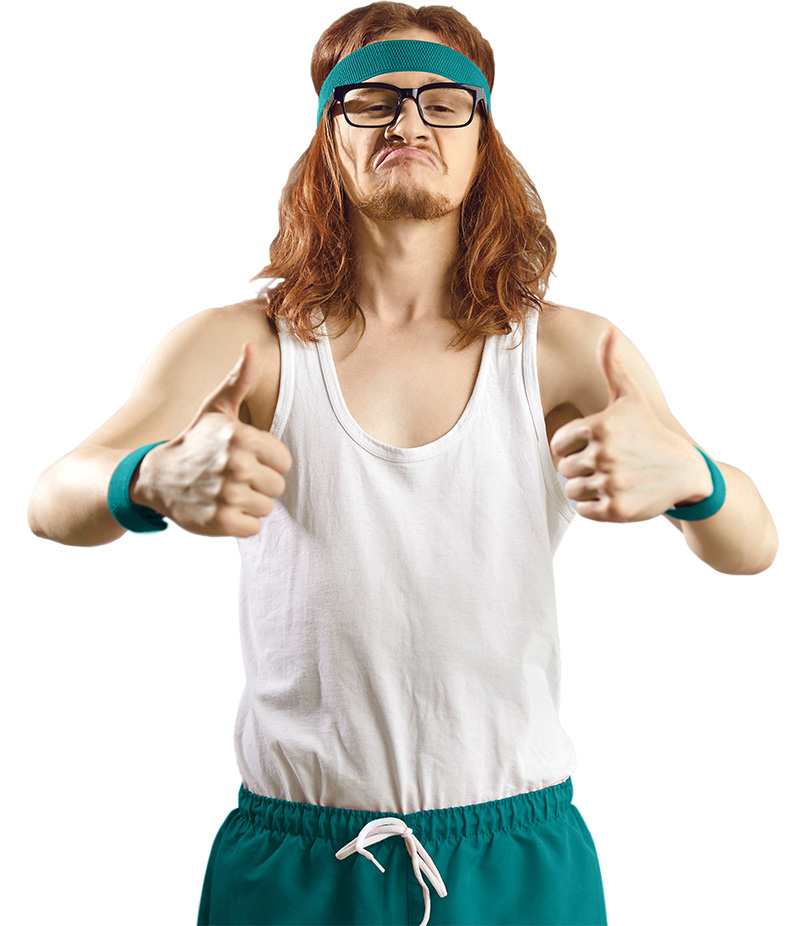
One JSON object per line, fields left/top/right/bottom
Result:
{"left": 330, "top": 82, "right": 485, "bottom": 128}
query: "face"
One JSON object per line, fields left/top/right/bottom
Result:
{"left": 329, "top": 28, "right": 484, "bottom": 221}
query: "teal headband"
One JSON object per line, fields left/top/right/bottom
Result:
{"left": 317, "top": 39, "right": 492, "bottom": 127}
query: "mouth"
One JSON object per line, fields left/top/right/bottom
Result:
{"left": 375, "top": 147, "right": 436, "bottom": 170}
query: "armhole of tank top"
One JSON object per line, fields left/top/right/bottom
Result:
{"left": 524, "top": 309, "right": 577, "bottom": 525}
{"left": 268, "top": 317, "right": 295, "bottom": 443}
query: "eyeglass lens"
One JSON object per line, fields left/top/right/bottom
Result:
{"left": 342, "top": 86, "right": 474, "bottom": 127}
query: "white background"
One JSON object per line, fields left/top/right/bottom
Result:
{"left": 3, "top": 1, "right": 797, "bottom": 924}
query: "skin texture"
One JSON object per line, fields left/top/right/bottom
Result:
{"left": 330, "top": 26, "right": 483, "bottom": 330}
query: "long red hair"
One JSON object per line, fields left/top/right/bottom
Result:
{"left": 250, "top": 2, "right": 558, "bottom": 352}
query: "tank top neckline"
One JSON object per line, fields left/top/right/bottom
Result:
{"left": 315, "top": 316, "right": 497, "bottom": 463}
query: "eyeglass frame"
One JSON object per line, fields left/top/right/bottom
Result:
{"left": 328, "top": 82, "right": 487, "bottom": 129}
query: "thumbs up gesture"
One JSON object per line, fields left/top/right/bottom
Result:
{"left": 134, "top": 341, "right": 293, "bottom": 537}
{"left": 548, "top": 326, "right": 709, "bottom": 522}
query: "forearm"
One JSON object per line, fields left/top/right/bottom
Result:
{"left": 666, "top": 460, "right": 778, "bottom": 575}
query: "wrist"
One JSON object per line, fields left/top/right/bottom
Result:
{"left": 672, "top": 442, "right": 715, "bottom": 508}
{"left": 129, "top": 447, "right": 166, "bottom": 514}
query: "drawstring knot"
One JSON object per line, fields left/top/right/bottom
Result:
{"left": 335, "top": 817, "right": 447, "bottom": 926}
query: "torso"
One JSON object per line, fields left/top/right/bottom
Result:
{"left": 238, "top": 298, "right": 589, "bottom": 473}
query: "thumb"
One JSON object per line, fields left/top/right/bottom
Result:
{"left": 597, "top": 325, "right": 635, "bottom": 405}
{"left": 200, "top": 341, "right": 259, "bottom": 420}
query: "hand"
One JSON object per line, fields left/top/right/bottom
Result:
{"left": 549, "top": 325, "right": 712, "bottom": 523}
{"left": 133, "top": 342, "right": 293, "bottom": 537}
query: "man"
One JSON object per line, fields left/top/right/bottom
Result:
{"left": 28, "top": 5, "right": 777, "bottom": 925}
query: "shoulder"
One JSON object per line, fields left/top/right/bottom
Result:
{"left": 538, "top": 300, "right": 606, "bottom": 339}
{"left": 209, "top": 296, "right": 280, "bottom": 347}
{"left": 203, "top": 296, "right": 281, "bottom": 383}
{"left": 538, "top": 299, "right": 609, "bottom": 341}
{"left": 197, "top": 296, "right": 281, "bottom": 427}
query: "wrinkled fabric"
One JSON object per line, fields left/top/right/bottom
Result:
{"left": 234, "top": 306, "right": 580, "bottom": 814}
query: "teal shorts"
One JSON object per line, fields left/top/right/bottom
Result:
{"left": 198, "top": 776, "right": 607, "bottom": 925}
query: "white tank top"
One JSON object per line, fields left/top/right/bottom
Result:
{"left": 234, "top": 307, "right": 579, "bottom": 813}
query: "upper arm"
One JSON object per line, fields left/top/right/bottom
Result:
{"left": 72, "top": 301, "right": 267, "bottom": 455}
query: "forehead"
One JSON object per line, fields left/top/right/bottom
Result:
{"left": 363, "top": 72, "right": 453, "bottom": 86}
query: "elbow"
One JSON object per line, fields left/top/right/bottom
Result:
{"left": 28, "top": 509, "right": 53, "bottom": 541}
{"left": 750, "top": 539, "right": 779, "bottom": 575}
{"left": 751, "top": 520, "right": 780, "bottom": 574}
{"left": 711, "top": 536, "right": 778, "bottom": 576}
{"left": 725, "top": 559, "right": 774, "bottom": 577}
{"left": 27, "top": 476, "right": 49, "bottom": 539}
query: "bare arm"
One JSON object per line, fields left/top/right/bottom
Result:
{"left": 29, "top": 445, "right": 147, "bottom": 546}
{"left": 28, "top": 303, "right": 267, "bottom": 547}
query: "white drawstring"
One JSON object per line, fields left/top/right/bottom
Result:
{"left": 335, "top": 817, "right": 448, "bottom": 926}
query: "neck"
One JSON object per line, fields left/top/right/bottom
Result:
{"left": 348, "top": 205, "right": 461, "bottom": 329}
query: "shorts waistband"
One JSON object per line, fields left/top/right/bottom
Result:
{"left": 237, "top": 777, "right": 574, "bottom": 846}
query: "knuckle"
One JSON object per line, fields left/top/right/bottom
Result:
{"left": 595, "top": 446, "right": 614, "bottom": 468}
{"left": 224, "top": 451, "right": 249, "bottom": 480}
{"left": 218, "top": 481, "right": 241, "bottom": 506}
{"left": 602, "top": 473, "right": 618, "bottom": 495}
{"left": 594, "top": 419, "right": 613, "bottom": 441}
{"left": 593, "top": 423, "right": 607, "bottom": 442}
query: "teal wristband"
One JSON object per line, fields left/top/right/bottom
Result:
{"left": 108, "top": 441, "right": 170, "bottom": 533}
{"left": 664, "top": 446, "right": 726, "bottom": 521}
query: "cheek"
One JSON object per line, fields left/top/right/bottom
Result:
{"left": 333, "top": 123, "right": 357, "bottom": 167}
{"left": 441, "top": 134, "right": 480, "bottom": 183}
{"left": 447, "top": 151, "right": 479, "bottom": 187}
{"left": 334, "top": 138, "right": 355, "bottom": 175}
{"left": 462, "top": 141, "right": 482, "bottom": 187}
{"left": 334, "top": 129, "right": 377, "bottom": 189}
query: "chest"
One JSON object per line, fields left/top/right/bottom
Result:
{"left": 245, "top": 309, "right": 584, "bottom": 470}
{"left": 329, "top": 323, "right": 488, "bottom": 450}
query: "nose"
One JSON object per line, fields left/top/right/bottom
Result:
{"left": 386, "top": 96, "right": 428, "bottom": 135}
